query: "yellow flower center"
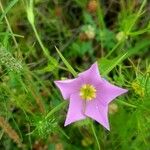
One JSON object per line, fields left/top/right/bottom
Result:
{"left": 79, "top": 84, "right": 96, "bottom": 101}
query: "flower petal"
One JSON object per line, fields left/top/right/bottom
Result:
{"left": 98, "top": 79, "right": 128, "bottom": 105}
{"left": 78, "top": 62, "right": 101, "bottom": 84}
{"left": 54, "top": 78, "right": 81, "bottom": 100}
{"left": 64, "top": 93, "right": 86, "bottom": 126}
{"left": 85, "top": 100, "right": 110, "bottom": 130}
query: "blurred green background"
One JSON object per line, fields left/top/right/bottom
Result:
{"left": 0, "top": 0, "right": 150, "bottom": 149}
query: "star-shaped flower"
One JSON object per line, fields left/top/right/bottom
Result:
{"left": 54, "top": 62, "right": 128, "bottom": 130}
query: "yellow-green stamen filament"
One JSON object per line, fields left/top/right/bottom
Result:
{"left": 80, "top": 84, "right": 96, "bottom": 101}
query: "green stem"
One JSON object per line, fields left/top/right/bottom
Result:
{"left": 118, "top": 100, "right": 137, "bottom": 108}
{"left": 127, "top": 0, "right": 147, "bottom": 34}
{"left": 105, "top": 0, "right": 147, "bottom": 58}
{"left": 105, "top": 39, "right": 123, "bottom": 58}
{"left": 0, "top": 1, "right": 21, "bottom": 58}
{"left": 91, "top": 121, "right": 101, "bottom": 150}
{"left": 97, "top": 1, "right": 105, "bottom": 30}
{"left": 31, "top": 23, "right": 50, "bottom": 60}
{"left": 45, "top": 101, "right": 67, "bottom": 119}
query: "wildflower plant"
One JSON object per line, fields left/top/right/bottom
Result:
{"left": 0, "top": 0, "right": 150, "bottom": 149}
{"left": 55, "top": 62, "right": 128, "bottom": 130}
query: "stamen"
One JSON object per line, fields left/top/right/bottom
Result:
{"left": 79, "top": 84, "right": 96, "bottom": 101}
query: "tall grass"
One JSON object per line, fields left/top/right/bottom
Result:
{"left": 0, "top": 0, "right": 150, "bottom": 149}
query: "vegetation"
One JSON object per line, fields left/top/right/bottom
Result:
{"left": 0, "top": 0, "right": 150, "bottom": 149}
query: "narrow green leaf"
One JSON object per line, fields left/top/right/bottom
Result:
{"left": 126, "top": 40, "right": 150, "bottom": 57}
{"left": 55, "top": 46, "right": 77, "bottom": 77}
{"left": 0, "top": 0, "right": 19, "bottom": 21}
{"left": 99, "top": 40, "right": 150, "bottom": 76}
{"left": 99, "top": 53, "right": 127, "bottom": 76}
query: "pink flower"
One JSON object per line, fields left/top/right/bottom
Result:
{"left": 54, "top": 62, "right": 128, "bottom": 130}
